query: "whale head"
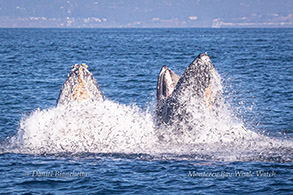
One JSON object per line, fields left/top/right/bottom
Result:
{"left": 156, "top": 53, "right": 223, "bottom": 126}
{"left": 57, "top": 63, "right": 104, "bottom": 106}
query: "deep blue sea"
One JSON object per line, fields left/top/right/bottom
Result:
{"left": 0, "top": 28, "right": 292, "bottom": 194}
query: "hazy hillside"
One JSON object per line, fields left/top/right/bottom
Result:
{"left": 0, "top": 0, "right": 292, "bottom": 27}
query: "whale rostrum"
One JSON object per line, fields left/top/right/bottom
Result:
{"left": 156, "top": 53, "right": 223, "bottom": 127}
{"left": 57, "top": 63, "right": 104, "bottom": 106}
{"left": 56, "top": 53, "right": 222, "bottom": 132}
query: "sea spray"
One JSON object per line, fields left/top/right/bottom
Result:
{"left": 11, "top": 100, "right": 157, "bottom": 154}
{"left": 4, "top": 71, "right": 293, "bottom": 162}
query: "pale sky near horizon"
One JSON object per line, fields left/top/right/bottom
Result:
{"left": 0, "top": 0, "right": 292, "bottom": 28}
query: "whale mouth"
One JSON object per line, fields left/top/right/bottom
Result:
{"left": 157, "top": 65, "right": 180, "bottom": 101}
{"left": 156, "top": 53, "right": 223, "bottom": 126}
{"left": 157, "top": 53, "right": 219, "bottom": 104}
{"left": 57, "top": 63, "right": 104, "bottom": 106}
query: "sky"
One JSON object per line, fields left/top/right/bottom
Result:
{"left": 0, "top": 0, "right": 292, "bottom": 28}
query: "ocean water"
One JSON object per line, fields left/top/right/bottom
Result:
{"left": 0, "top": 28, "right": 292, "bottom": 194}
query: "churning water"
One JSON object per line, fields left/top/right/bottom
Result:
{"left": 0, "top": 28, "right": 292, "bottom": 194}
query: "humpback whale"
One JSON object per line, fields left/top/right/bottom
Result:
{"left": 156, "top": 53, "right": 223, "bottom": 129}
{"left": 56, "top": 53, "right": 221, "bottom": 133}
{"left": 57, "top": 63, "right": 104, "bottom": 106}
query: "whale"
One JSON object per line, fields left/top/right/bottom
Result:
{"left": 56, "top": 54, "right": 221, "bottom": 131}
{"left": 156, "top": 53, "right": 223, "bottom": 129}
{"left": 57, "top": 63, "right": 104, "bottom": 106}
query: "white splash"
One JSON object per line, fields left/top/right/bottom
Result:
{"left": 4, "top": 72, "right": 293, "bottom": 162}
{"left": 10, "top": 100, "right": 157, "bottom": 154}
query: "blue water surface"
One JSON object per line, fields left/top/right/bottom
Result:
{"left": 0, "top": 28, "right": 292, "bottom": 194}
